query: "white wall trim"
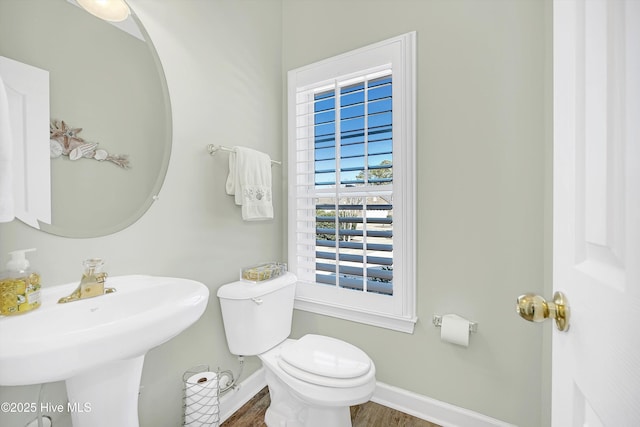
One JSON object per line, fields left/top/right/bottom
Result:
{"left": 219, "top": 369, "right": 514, "bottom": 427}
{"left": 294, "top": 300, "right": 417, "bottom": 334}
{"left": 372, "top": 381, "right": 516, "bottom": 427}
{"left": 218, "top": 368, "right": 267, "bottom": 423}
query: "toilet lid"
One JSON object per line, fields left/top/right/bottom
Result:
{"left": 278, "top": 357, "right": 374, "bottom": 388}
{"left": 280, "top": 334, "right": 371, "bottom": 379}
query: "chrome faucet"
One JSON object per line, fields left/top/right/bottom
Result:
{"left": 58, "top": 258, "right": 116, "bottom": 304}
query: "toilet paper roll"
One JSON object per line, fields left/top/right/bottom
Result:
{"left": 440, "top": 314, "right": 471, "bottom": 347}
{"left": 185, "top": 372, "right": 219, "bottom": 427}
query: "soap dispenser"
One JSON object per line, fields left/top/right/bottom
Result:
{"left": 0, "top": 249, "right": 42, "bottom": 315}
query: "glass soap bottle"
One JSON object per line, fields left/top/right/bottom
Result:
{"left": 0, "top": 249, "right": 41, "bottom": 315}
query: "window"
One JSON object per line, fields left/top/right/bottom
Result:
{"left": 287, "top": 32, "right": 416, "bottom": 333}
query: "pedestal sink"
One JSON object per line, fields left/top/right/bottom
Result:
{"left": 0, "top": 275, "right": 209, "bottom": 427}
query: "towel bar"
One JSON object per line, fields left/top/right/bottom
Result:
{"left": 207, "top": 144, "right": 281, "bottom": 165}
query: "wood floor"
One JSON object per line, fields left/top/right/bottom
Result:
{"left": 221, "top": 387, "right": 442, "bottom": 427}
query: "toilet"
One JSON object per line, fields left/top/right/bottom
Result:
{"left": 217, "top": 272, "right": 376, "bottom": 427}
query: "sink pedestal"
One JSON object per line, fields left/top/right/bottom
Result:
{"left": 65, "top": 355, "right": 145, "bottom": 427}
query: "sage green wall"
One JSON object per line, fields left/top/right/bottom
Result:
{"left": 282, "top": 1, "right": 552, "bottom": 426}
{"left": 0, "top": 1, "right": 282, "bottom": 426}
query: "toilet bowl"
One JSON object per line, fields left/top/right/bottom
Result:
{"left": 217, "top": 273, "right": 377, "bottom": 427}
{"left": 260, "top": 337, "right": 376, "bottom": 427}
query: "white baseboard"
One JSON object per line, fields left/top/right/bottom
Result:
{"left": 218, "top": 368, "right": 267, "bottom": 423}
{"left": 219, "top": 369, "right": 515, "bottom": 427}
{"left": 372, "top": 381, "right": 516, "bottom": 427}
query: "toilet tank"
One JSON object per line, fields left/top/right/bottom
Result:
{"left": 217, "top": 272, "right": 296, "bottom": 355}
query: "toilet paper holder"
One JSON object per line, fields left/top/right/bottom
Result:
{"left": 433, "top": 314, "right": 478, "bottom": 333}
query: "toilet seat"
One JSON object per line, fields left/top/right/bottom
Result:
{"left": 260, "top": 337, "right": 377, "bottom": 409}
{"left": 277, "top": 334, "right": 374, "bottom": 388}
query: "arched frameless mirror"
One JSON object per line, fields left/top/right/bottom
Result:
{"left": 0, "top": 0, "right": 171, "bottom": 238}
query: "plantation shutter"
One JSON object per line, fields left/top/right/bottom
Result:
{"left": 293, "top": 69, "right": 394, "bottom": 296}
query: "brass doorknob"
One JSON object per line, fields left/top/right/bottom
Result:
{"left": 516, "top": 292, "right": 570, "bottom": 332}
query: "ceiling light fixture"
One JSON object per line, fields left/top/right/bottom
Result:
{"left": 76, "top": 0, "right": 130, "bottom": 22}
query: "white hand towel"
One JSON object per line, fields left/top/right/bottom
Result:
{"left": 0, "top": 74, "right": 14, "bottom": 223}
{"left": 225, "top": 150, "right": 239, "bottom": 203}
{"left": 225, "top": 146, "right": 273, "bottom": 221}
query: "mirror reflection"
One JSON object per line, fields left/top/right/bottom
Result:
{"left": 0, "top": 0, "right": 171, "bottom": 238}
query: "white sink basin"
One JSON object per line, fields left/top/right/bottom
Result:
{"left": 0, "top": 275, "right": 209, "bottom": 426}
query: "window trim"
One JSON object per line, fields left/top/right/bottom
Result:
{"left": 287, "top": 32, "right": 417, "bottom": 334}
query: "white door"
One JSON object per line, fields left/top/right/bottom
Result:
{"left": 553, "top": 0, "right": 640, "bottom": 426}
{"left": 0, "top": 56, "right": 50, "bottom": 228}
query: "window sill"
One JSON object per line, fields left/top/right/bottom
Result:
{"left": 294, "top": 297, "right": 417, "bottom": 334}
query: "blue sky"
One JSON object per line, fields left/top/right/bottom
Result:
{"left": 314, "top": 76, "right": 393, "bottom": 187}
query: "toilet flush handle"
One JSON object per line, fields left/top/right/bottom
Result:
{"left": 251, "top": 297, "right": 263, "bottom": 305}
